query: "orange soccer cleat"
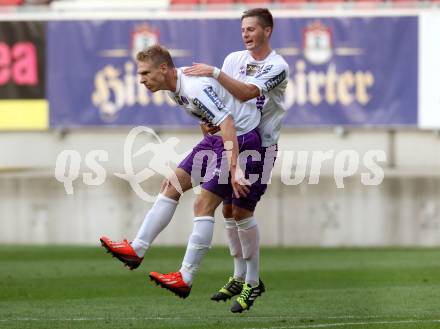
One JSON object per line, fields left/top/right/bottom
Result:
{"left": 100, "top": 236, "right": 143, "bottom": 270}
{"left": 149, "top": 271, "right": 191, "bottom": 299}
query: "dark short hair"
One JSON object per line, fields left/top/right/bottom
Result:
{"left": 136, "top": 44, "right": 175, "bottom": 68}
{"left": 241, "top": 8, "right": 273, "bottom": 30}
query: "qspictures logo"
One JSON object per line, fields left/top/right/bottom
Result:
{"left": 54, "top": 126, "right": 387, "bottom": 202}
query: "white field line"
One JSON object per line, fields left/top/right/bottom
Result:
{"left": 245, "top": 319, "right": 440, "bottom": 329}
{"left": 0, "top": 315, "right": 387, "bottom": 322}
{"left": 0, "top": 315, "right": 438, "bottom": 324}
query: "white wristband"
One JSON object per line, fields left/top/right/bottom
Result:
{"left": 212, "top": 67, "right": 221, "bottom": 79}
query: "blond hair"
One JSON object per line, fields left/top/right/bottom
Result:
{"left": 136, "top": 44, "right": 175, "bottom": 68}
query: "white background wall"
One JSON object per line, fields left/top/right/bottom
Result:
{"left": 1, "top": 128, "right": 439, "bottom": 246}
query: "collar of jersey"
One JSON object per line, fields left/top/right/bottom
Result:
{"left": 175, "top": 68, "right": 182, "bottom": 94}
{"left": 247, "top": 50, "right": 275, "bottom": 63}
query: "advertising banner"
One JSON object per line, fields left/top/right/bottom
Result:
{"left": 275, "top": 16, "right": 418, "bottom": 126}
{"left": 0, "top": 21, "right": 47, "bottom": 130}
{"left": 47, "top": 17, "right": 418, "bottom": 127}
{"left": 418, "top": 13, "right": 440, "bottom": 129}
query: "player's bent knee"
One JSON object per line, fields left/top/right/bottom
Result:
{"left": 193, "top": 198, "right": 215, "bottom": 216}
{"left": 222, "top": 204, "right": 233, "bottom": 218}
{"left": 233, "top": 207, "right": 254, "bottom": 221}
{"left": 160, "top": 179, "right": 181, "bottom": 200}
{"left": 194, "top": 192, "right": 221, "bottom": 216}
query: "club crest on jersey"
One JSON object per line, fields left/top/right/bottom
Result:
{"left": 173, "top": 95, "right": 189, "bottom": 106}
{"left": 303, "top": 21, "right": 332, "bottom": 65}
{"left": 173, "top": 95, "right": 183, "bottom": 105}
{"left": 246, "top": 64, "right": 262, "bottom": 76}
{"left": 131, "top": 24, "right": 160, "bottom": 59}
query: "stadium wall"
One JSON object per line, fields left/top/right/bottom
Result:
{"left": 1, "top": 8, "right": 440, "bottom": 246}
{"left": 1, "top": 129, "right": 440, "bottom": 246}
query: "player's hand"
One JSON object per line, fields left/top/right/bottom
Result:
{"left": 200, "top": 122, "right": 220, "bottom": 135}
{"left": 184, "top": 63, "right": 214, "bottom": 77}
{"left": 231, "top": 166, "right": 250, "bottom": 198}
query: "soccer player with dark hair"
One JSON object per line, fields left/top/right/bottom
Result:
{"left": 184, "top": 7, "right": 289, "bottom": 312}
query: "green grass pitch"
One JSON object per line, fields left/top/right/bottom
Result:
{"left": 1, "top": 246, "right": 440, "bottom": 329}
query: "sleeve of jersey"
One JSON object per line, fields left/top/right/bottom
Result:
{"left": 192, "top": 85, "right": 231, "bottom": 127}
{"left": 221, "top": 54, "right": 233, "bottom": 73}
{"left": 248, "top": 62, "right": 289, "bottom": 95}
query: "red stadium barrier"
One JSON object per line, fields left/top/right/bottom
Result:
{"left": 313, "top": 0, "right": 346, "bottom": 3}
{"left": 275, "top": 0, "right": 308, "bottom": 3}
{"left": 170, "top": 0, "right": 199, "bottom": 5}
{"left": 203, "top": 0, "right": 235, "bottom": 3}
{"left": 240, "top": 0, "right": 273, "bottom": 3}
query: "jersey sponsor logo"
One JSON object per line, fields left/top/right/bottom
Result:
{"left": 255, "top": 65, "right": 273, "bottom": 79}
{"left": 193, "top": 97, "right": 215, "bottom": 123}
{"left": 246, "top": 64, "right": 262, "bottom": 76}
{"left": 264, "top": 70, "right": 287, "bottom": 91}
{"left": 203, "top": 86, "right": 226, "bottom": 111}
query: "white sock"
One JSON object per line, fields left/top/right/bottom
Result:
{"left": 224, "top": 218, "right": 246, "bottom": 281}
{"left": 180, "top": 216, "right": 215, "bottom": 286}
{"left": 237, "top": 217, "right": 260, "bottom": 287}
{"left": 131, "top": 194, "right": 178, "bottom": 257}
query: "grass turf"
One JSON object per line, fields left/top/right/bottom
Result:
{"left": 1, "top": 246, "right": 440, "bottom": 329}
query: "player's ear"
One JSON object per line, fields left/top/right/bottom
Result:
{"left": 264, "top": 26, "right": 272, "bottom": 38}
{"left": 159, "top": 62, "right": 168, "bottom": 73}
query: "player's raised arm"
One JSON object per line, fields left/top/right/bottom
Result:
{"left": 184, "top": 63, "right": 259, "bottom": 103}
